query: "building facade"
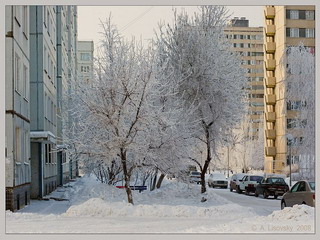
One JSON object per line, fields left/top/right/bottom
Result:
{"left": 263, "top": 6, "right": 315, "bottom": 173}
{"left": 225, "top": 18, "right": 264, "bottom": 141}
{"left": 5, "top": 6, "right": 31, "bottom": 211}
{"left": 78, "top": 41, "right": 94, "bottom": 83}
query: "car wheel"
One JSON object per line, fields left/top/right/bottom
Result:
{"left": 263, "top": 190, "right": 269, "bottom": 199}
{"left": 255, "top": 191, "right": 259, "bottom": 197}
{"left": 237, "top": 186, "right": 242, "bottom": 194}
{"left": 212, "top": 185, "right": 215, "bottom": 188}
{"left": 281, "top": 200, "right": 286, "bottom": 210}
{"left": 230, "top": 186, "right": 233, "bottom": 192}
{"left": 274, "top": 195, "right": 278, "bottom": 199}
{"left": 245, "top": 189, "right": 249, "bottom": 195}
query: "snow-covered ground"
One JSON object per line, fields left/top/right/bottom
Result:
{"left": 5, "top": 175, "right": 315, "bottom": 233}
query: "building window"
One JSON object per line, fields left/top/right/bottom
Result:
{"left": 15, "top": 54, "right": 22, "bottom": 93}
{"left": 45, "top": 144, "right": 52, "bottom": 164}
{"left": 306, "top": 28, "right": 315, "bottom": 38}
{"left": 23, "top": 65, "right": 28, "bottom": 99}
{"left": 306, "top": 10, "right": 315, "bottom": 20}
{"left": 81, "top": 66, "right": 90, "bottom": 73}
{"left": 80, "top": 53, "right": 91, "bottom": 61}
{"left": 44, "top": 47, "right": 47, "bottom": 73}
{"left": 15, "top": 127, "right": 21, "bottom": 162}
{"left": 287, "top": 119, "right": 296, "bottom": 129}
{"left": 22, "top": 6, "right": 28, "bottom": 37}
{"left": 251, "top": 85, "right": 264, "bottom": 90}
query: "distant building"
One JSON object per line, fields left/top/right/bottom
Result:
{"left": 77, "top": 41, "right": 94, "bottom": 83}
{"left": 263, "top": 6, "right": 315, "bottom": 173}
{"left": 5, "top": 6, "right": 31, "bottom": 211}
{"left": 225, "top": 18, "right": 264, "bottom": 141}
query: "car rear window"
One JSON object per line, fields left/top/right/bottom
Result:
{"left": 250, "top": 176, "right": 263, "bottom": 181}
{"left": 267, "top": 178, "right": 285, "bottom": 184}
{"left": 309, "top": 182, "right": 315, "bottom": 190}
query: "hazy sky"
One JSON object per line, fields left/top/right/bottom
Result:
{"left": 77, "top": 6, "right": 264, "bottom": 50}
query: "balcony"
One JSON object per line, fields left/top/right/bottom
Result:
{"left": 265, "top": 7, "right": 275, "bottom": 19}
{"left": 265, "top": 146, "right": 276, "bottom": 156}
{"left": 265, "top": 59, "right": 276, "bottom": 70}
{"left": 265, "top": 42, "right": 276, "bottom": 53}
{"left": 265, "top": 112, "right": 276, "bottom": 122}
{"left": 265, "top": 25, "right": 276, "bottom": 36}
{"left": 265, "top": 77, "right": 276, "bottom": 87}
{"left": 265, "top": 129, "right": 276, "bottom": 139}
{"left": 265, "top": 94, "right": 276, "bottom": 104}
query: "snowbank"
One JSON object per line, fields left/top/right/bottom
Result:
{"left": 63, "top": 197, "right": 256, "bottom": 218}
{"left": 185, "top": 204, "right": 315, "bottom": 233}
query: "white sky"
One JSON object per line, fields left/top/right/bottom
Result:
{"left": 77, "top": 6, "right": 264, "bottom": 50}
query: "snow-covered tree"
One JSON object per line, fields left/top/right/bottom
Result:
{"left": 282, "top": 44, "right": 315, "bottom": 180}
{"left": 155, "top": 6, "right": 247, "bottom": 193}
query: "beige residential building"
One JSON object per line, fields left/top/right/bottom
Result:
{"left": 263, "top": 6, "right": 315, "bottom": 173}
{"left": 225, "top": 18, "right": 264, "bottom": 141}
{"left": 77, "top": 41, "right": 94, "bottom": 83}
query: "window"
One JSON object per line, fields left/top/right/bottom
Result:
{"left": 81, "top": 66, "right": 90, "bottom": 73}
{"left": 290, "top": 28, "right": 299, "bottom": 37}
{"left": 44, "top": 47, "right": 47, "bottom": 73}
{"left": 43, "top": 6, "right": 47, "bottom": 27}
{"left": 22, "top": 6, "right": 28, "bottom": 37}
{"left": 47, "top": 10, "right": 50, "bottom": 34}
{"left": 15, "top": 127, "right": 21, "bottom": 162}
{"left": 290, "top": 10, "right": 299, "bottom": 19}
{"left": 299, "top": 28, "right": 306, "bottom": 38}
{"left": 306, "top": 28, "right": 315, "bottom": 38}
{"left": 80, "top": 53, "right": 91, "bottom": 61}
{"left": 251, "top": 85, "right": 264, "bottom": 90}
{"left": 287, "top": 119, "right": 296, "bottom": 129}
{"left": 15, "top": 54, "right": 22, "bottom": 93}
{"left": 23, "top": 65, "right": 28, "bottom": 99}
{"left": 306, "top": 10, "right": 315, "bottom": 20}
{"left": 45, "top": 144, "right": 52, "bottom": 164}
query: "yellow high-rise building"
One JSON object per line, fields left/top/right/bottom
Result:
{"left": 263, "top": 6, "right": 315, "bottom": 173}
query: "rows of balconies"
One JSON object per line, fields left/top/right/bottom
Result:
{"left": 264, "top": 7, "right": 277, "bottom": 160}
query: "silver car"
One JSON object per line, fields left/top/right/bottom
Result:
{"left": 281, "top": 180, "right": 315, "bottom": 209}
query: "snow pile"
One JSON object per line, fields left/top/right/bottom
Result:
{"left": 267, "top": 204, "right": 314, "bottom": 221}
{"left": 185, "top": 205, "right": 315, "bottom": 233}
{"left": 63, "top": 197, "right": 256, "bottom": 218}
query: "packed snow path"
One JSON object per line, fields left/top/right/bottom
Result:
{"left": 5, "top": 175, "right": 314, "bottom": 233}
{"left": 208, "top": 188, "right": 280, "bottom": 216}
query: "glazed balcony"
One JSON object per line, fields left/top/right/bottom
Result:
{"left": 265, "top": 42, "right": 276, "bottom": 53}
{"left": 265, "top": 146, "right": 276, "bottom": 156}
{"left": 265, "top": 129, "right": 276, "bottom": 139}
{"left": 265, "top": 112, "right": 276, "bottom": 122}
{"left": 265, "top": 25, "right": 276, "bottom": 36}
{"left": 265, "top": 59, "right": 276, "bottom": 70}
{"left": 265, "top": 7, "right": 275, "bottom": 19}
{"left": 265, "top": 77, "right": 276, "bottom": 87}
{"left": 265, "top": 94, "right": 276, "bottom": 105}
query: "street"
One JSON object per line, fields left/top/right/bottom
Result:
{"left": 208, "top": 187, "right": 281, "bottom": 216}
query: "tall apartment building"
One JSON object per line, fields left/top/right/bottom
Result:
{"left": 29, "top": 6, "right": 58, "bottom": 199}
{"left": 28, "top": 5, "right": 78, "bottom": 199}
{"left": 78, "top": 41, "right": 94, "bottom": 83}
{"left": 263, "top": 6, "right": 315, "bottom": 173}
{"left": 5, "top": 6, "right": 31, "bottom": 211}
{"left": 225, "top": 18, "right": 264, "bottom": 140}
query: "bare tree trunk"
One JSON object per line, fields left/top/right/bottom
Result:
{"left": 120, "top": 148, "right": 133, "bottom": 204}
{"left": 201, "top": 126, "right": 211, "bottom": 194}
{"left": 156, "top": 173, "right": 165, "bottom": 189}
{"left": 150, "top": 168, "right": 158, "bottom": 191}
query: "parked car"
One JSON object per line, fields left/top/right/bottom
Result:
{"left": 189, "top": 171, "right": 201, "bottom": 184}
{"left": 230, "top": 173, "right": 246, "bottom": 193}
{"left": 208, "top": 173, "right": 228, "bottom": 188}
{"left": 281, "top": 180, "right": 315, "bottom": 209}
{"left": 238, "top": 175, "right": 263, "bottom": 195}
{"left": 255, "top": 177, "right": 289, "bottom": 199}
